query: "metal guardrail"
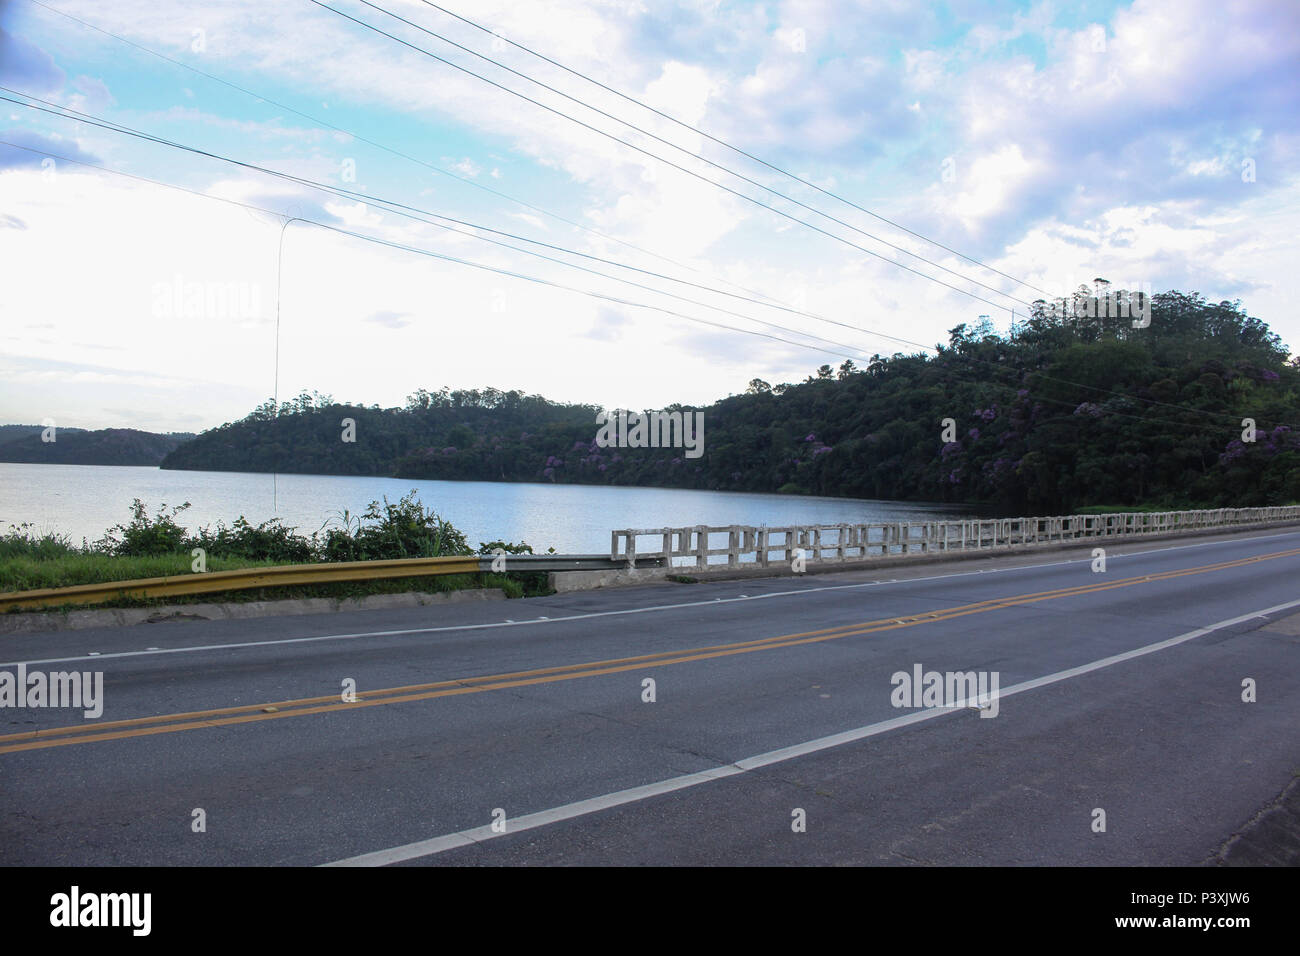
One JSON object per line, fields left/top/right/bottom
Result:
{"left": 612, "top": 506, "right": 1300, "bottom": 571}
{"left": 0, "top": 553, "right": 661, "bottom": 612}
{"left": 498, "top": 554, "right": 665, "bottom": 572}
{"left": 0, "top": 555, "right": 482, "bottom": 612}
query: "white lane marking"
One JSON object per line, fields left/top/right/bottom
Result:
{"left": 7, "top": 528, "right": 1299, "bottom": 668}
{"left": 325, "top": 766, "right": 749, "bottom": 865}
{"left": 323, "top": 595, "right": 1300, "bottom": 867}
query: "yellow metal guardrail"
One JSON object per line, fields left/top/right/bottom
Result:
{"left": 0, "top": 555, "right": 483, "bottom": 612}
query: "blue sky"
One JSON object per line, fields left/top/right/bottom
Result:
{"left": 1, "top": 0, "right": 1297, "bottom": 431}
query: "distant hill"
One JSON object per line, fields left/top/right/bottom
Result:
{"left": 0, "top": 424, "right": 87, "bottom": 445}
{"left": 0, "top": 427, "right": 195, "bottom": 465}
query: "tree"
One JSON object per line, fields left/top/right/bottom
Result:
{"left": 160, "top": 289, "right": 1299, "bottom": 513}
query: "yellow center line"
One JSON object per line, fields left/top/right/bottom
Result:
{"left": 3, "top": 545, "right": 1297, "bottom": 755}
{"left": 0, "top": 572, "right": 1139, "bottom": 744}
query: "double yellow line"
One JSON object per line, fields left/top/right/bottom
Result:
{"left": 3, "top": 545, "right": 1297, "bottom": 755}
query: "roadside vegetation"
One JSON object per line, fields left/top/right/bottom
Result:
{"left": 0, "top": 491, "right": 553, "bottom": 609}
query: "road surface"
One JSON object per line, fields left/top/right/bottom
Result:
{"left": 3, "top": 526, "right": 1298, "bottom": 865}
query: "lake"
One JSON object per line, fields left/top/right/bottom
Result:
{"left": 0, "top": 463, "right": 977, "bottom": 555}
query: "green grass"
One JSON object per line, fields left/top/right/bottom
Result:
{"left": 0, "top": 554, "right": 550, "bottom": 612}
{"left": 0, "top": 553, "right": 283, "bottom": 592}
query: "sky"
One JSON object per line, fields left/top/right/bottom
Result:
{"left": 1, "top": 0, "right": 1297, "bottom": 433}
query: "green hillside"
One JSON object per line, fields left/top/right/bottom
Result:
{"left": 0, "top": 428, "right": 194, "bottom": 466}
{"left": 161, "top": 289, "right": 1300, "bottom": 513}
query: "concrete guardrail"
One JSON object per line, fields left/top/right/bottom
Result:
{"left": 612, "top": 506, "right": 1300, "bottom": 571}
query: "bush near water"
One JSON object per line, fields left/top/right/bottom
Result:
{"left": 1, "top": 492, "right": 547, "bottom": 601}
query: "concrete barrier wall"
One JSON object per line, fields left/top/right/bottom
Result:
{"left": 611, "top": 507, "right": 1300, "bottom": 570}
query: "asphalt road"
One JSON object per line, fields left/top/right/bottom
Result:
{"left": 3, "top": 526, "right": 1299, "bottom": 866}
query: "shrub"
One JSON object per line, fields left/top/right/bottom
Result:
{"left": 0, "top": 523, "right": 77, "bottom": 561}
{"left": 9, "top": 493, "right": 476, "bottom": 573}
{"left": 322, "top": 491, "right": 471, "bottom": 561}
{"left": 478, "top": 539, "right": 554, "bottom": 597}
{"left": 478, "top": 539, "right": 535, "bottom": 556}
{"left": 96, "top": 500, "right": 192, "bottom": 556}
{"left": 190, "top": 516, "right": 316, "bottom": 563}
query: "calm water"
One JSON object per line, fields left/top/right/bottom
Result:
{"left": 0, "top": 463, "right": 975, "bottom": 554}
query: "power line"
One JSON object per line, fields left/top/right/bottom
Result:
{"left": 0, "top": 138, "right": 882, "bottom": 367}
{"left": 307, "top": 0, "right": 1036, "bottom": 315}
{"left": 0, "top": 89, "right": 1131, "bottom": 407}
{"left": 4, "top": 138, "right": 1278, "bottom": 435}
{"left": 305, "top": 4, "right": 1263, "bottom": 428}
{"left": 22, "top": 0, "right": 1070, "bottom": 337}
{"left": 415, "top": 0, "right": 1058, "bottom": 301}
{"left": 5, "top": 94, "right": 1285, "bottom": 430}
{"left": 350, "top": 0, "right": 1045, "bottom": 309}
{"left": 20, "top": 0, "right": 772, "bottom": 306}
{"left": 0, "top": 91, "right": 898, "bottom": 358}
{"left": 14, "top": 11, "right": 1119, "bottom": 388}
{"left": 0, "top": 28, "right": 979, "bottom": 348}
{"left": 23, "top": 5, "right": 1252, "bottom": 432}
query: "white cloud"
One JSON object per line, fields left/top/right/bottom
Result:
{"left": 3, "top": 0, "right": 1299, "bottom": 435}
{"left": 949, "top": 143, "right": 1036, "bottom": 229}
{"left": 451, "top": 157, "right": 480, "bottom": 178}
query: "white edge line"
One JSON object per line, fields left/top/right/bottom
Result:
{"left": 321, "top": 594, "right": 1300, "bottom": 866}
{"left": 6, "top": 528, "right": 1299, "bottom": 668}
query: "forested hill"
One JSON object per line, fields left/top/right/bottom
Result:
{"left": 0, "top": 424, "right": 87, "bottom": 444}
{"left": 161, "top": 290, "right": 1300, "bottom": 513}
{"left": 0, "top": 428, "right": 194, "bottom": 465}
